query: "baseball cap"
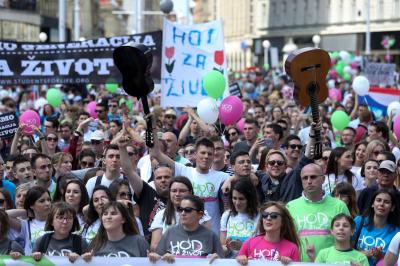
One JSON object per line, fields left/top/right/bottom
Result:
{"left": 165, "top": 109, "right": 176, "bottom": 117}
{"left": 378, "top": 160, "right": 396, "bottom": 173}
{"left": 91, "top": 130, "right": 105, "bottom": 141}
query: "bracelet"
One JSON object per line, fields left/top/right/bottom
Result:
{"left": 74, "top": 130, "right": 83, "bottom": 137}
{"left": 309, "top": 134, "right": 316, "bottom": 138}
{"left": 39, "top": 136, "right": 45, "bottom": 140}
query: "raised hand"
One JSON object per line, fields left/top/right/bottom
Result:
{"left": 305, "top": 238, "right": 316, "bottom": 262}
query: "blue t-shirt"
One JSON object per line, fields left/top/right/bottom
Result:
{"left": 353, "top": 216, "right": 400, "bottom": 265}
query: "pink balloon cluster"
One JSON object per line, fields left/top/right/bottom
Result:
{"left": 329, "top": 88, "right": 342, "bottom": 102}
{"left": 86, "top": 101, "right": 98, "bottom": 119}
{"left": 394, "top": 115, "right": 400, "bottom": 140}
{"left": 219, "top": 96, "right": 243, "bottom": 125}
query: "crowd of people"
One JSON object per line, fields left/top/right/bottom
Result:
{"left": 0, "top": 65, "right": 399, "bottom": 266}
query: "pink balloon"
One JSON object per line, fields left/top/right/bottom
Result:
{"left": 219, "top": 96, "right": 243, "bottom": 125}
{"left": 19, "top": 110, "right": 40, "bottom": 135}
{"left": 350, "top": 62, "right": 358, "bottom": 69}
{"left": 330, "top": 59, "right": 336, "bottom": 66}
{"left": 394, "top": 115, "right": 400, "bottom": 140}
{"left": 329, "top": 88, "right": 342, "bottom": 102}
{"left": 86, "top": 101, "right": 98, "bottom": 118}
{"left": 329, "top": 70, "right": 338, "bottom": 79}
{"left": 236, "top": 118, "right": 245, "bottom": 134}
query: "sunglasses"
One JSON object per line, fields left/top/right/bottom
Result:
{"left": 46, "top": 137, "right": 58, "bottom": 142}
{"left": 184, "top": 149, "right": 195, "bottom": 155}
{"left": 373, "top": 151, "right": 381, "bottom": 156}
{"left": 95, "top": 109, "right": 105, "bottom": 113}
{"left": 0, "top": 199, "right": 5, "bottom": 205}
{"left": 289, "top": 144, "right": 302, "bottom": 150}
{"left": 322, "top": 156, "right": 329, "bottom": 161}
{"left": 229, "top": 132, "right": 238, "bottom": 136}
{"left": 128, "top": 152, "right": 138, "bottom": 157}
{"left": 267, "top": 160, "right": 285, "bottom": 167}
{"left": 108, "top": 104, "right": 117, "bottom": 108}
{"left": 177, "top": 206, "right": 198, "bottom": 213}
{"left": 262, "top": 211, "right": 281, "bottom": 219}
{"left": 119, "top": 192, "right": 133, "bottom": 199}
{"left": 91, "top": 140, "right": 102, "bottom": 145}
{"left": 165, "top": 115, "right": 176, "bottom": 119}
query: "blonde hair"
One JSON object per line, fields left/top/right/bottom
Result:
{"left": 365, "top": 139, "right": 387, "bottom": 160}
{"left": 52, "top": 152, "right": 73, "bottom": 167}
{"left": 266, "top": 149, "right": 287, "bottom": 165}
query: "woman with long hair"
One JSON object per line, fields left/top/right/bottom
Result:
{"left": 7, "top": 186, "right": 51, "bottom": 254}
{"left": 62, "top": 180, "right": 89, "bottom": 228}
{"left": 52, "top": 152, "right": 73, "bottom": 180}
{"left": 31, "top": 202, "right": 88, "bottom": 262}
{"left": 365, "top": 140, "right": 388, "bottom": 161}
{"left": 44, "top": 132, "right": 60, "bottom": 156}
{"left": 81, "top": 186, "right": 112, "bottom": 244}
{"left": 236, "top": 201, "right": 300, "bottom": 265}
{"left": 148, "top": 195, "right": 224, "bottom": 264}
{"left": 312, "top": 214, "right": 369, "bottom": 266}
{"left": 324, "top": 147, "right": 364, "bottom": 194}
{"left": 52, "top": 174, "right": 76, "bottom": 203}
{"left": 353, "top": 189, "right": 400, "bottom": 266}
{"left": 0, "top": 209, "right": 24, "bottom": 258}
{"left": 149, "top": 176, "right": 211, "bottom": 251}
{"left": 0, "top": 188, "right": 14, "bottom": 210}
{"left": 82, "top": 201, "right": 148, "bottom": 259}
{"left": 108, "top": 120, "right": 122, "bottom": 140}
{"left": 332, "top": 182, "right": 359, "bottom": 218}
{"left": 360, "top": 159, "right": 379, "bottom": 188}
{"left": 352, "top": 142, "right": 368, "bottom": 175}
{"left": 220, "top": 179, "right": 259, "bottom": 257}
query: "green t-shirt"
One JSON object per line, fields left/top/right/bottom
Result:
{"left": 316, "top": 246, "right": 369, "bottom": 266}
{"left": 287, "top": 194, "right": 350, "bottom": 262}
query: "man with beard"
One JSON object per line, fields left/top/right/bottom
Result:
{"left": 340, "top": 127, "right": 356, "bottom": 150}
{"left": 117, "top": 132, "right": 171, "bottom": 241}
{"left": 284, "top": 135, "right": 302, "bottom": 173}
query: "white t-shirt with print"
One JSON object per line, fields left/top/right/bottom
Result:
{"left": 323, "top": 173, "right": 365, "bottom": 194}
{"left": 220, "top": 210, "right": 259, "bottom": 242}
{"left": 174, "top": 162, "right": 230, "bottom": 234}
{"left": 85, "top": 173, "right": 124, "bottom": 198}
{"left": 149, "top": 208, "right": 211, "bottom": 234}
{"left": 20, "top": 218, "right": 47, "bottom": 255}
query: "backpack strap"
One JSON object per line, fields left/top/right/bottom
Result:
{"left": 71, "top": 234, "right": 82, "bottom": 255}
{"left": 38, "top": 232, "right": 53, "bottom": 254}
{"left": 353, "top": 216, "right": 365, "bottom": 249}
{"left": 7, "top": 239, "right": 12, "bottom": 254}
{"left": 95, "top": 175, "right": 102, "bottom": 187}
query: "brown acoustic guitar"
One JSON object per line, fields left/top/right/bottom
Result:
{"left": 285, "top": 47, "right": 330, "bottom": 159}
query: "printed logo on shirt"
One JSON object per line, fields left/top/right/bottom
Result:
{"left": 192, "top": 182, "right": 216, "bottom": 199}
{"left": 102, "top": 251, "right": 131, "bottom": 257}
{"left": 358, "top": 235, "right": 386, "bottom": 249}
{"left": 228, "top": 220, "right": 256, "bottom": 238}
{"left": 48, "top": 249, "right": 73, "bottom": 256}
{"left": 295, "top": 212, "right": 329, "bottom": 229}
{"left": 252, "top": 248, "right": 279, "bottom": 260}
{"left": 169, "top": 239, "right": 205, "bottom": 257}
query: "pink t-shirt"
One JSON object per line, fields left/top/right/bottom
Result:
{"left": 238, "top": 235, "right": 300, "bottom": 262}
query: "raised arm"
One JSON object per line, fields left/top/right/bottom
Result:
{"left": 32, "top": 126, "right": 49, "bottom": 156}
{"left": 178, "top": 112, "right": 192, "bottom": 146}
{"left": 115, "top": 131, "right": 144, "bottom": 197}
{"left": 10, "top": 125, "right": 24, "bottom": 155}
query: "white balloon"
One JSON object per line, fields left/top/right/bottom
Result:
{"left": 343, "top": 65, "right": 351, "bottom": 74}
{"left": 352, "top": 76, "right": 370, "bottom": 96}
{"left": 339, "top": 50, "right": 351, "bottom": 63}
{"left": 328, "top": 79, "right": 335, "bottom": 89}
{"left": 197, "top": 98, "right": 219, "bottom": 124}
{"left": 387, "top": 101, "right": 400, "bottom": 117}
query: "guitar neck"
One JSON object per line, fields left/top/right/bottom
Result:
{"left": 309, "top": 83, "right": 321, "bottom": 142}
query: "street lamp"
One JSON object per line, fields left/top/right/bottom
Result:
{"left": 312, "top": 34, "right": 321, "bottom": 48}
{"left": 262, "top": 40, "right": 270, "bottom": 68}
{"left": 39, "top": 32, "right": 48, "bottom": 42}
{"left": 282, "top": 38, "right": 298, "bottom": 67}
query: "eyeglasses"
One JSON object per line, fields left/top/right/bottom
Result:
{"left": 0, "top": 199, "right": 5, "bottom": 205}
{"left": 262, "top": 211, "right": 281, "bottom": 219}
{"left": 165, "top": 115, "right": 176, "bottom": 119}
{"left": 229, "top": 132, "right": 238, "bottom": 136}
{"left": 119, "top": 192, "right": 133, "bottom": 199}
{"left": 267, "top": 160, "right": 285, "bottom": 166}
{"left": 184, "top": 149, "right": 195, "bottom": 155}
{"left": 46, "top": 137, "right": 58, "bottom": 142}
{"left": 95, "top": 109, "right": 105, "bottom": 113}
{"left": 373, "top": 151, "right": 381, "bottom": 156}
{"left": 91, "top": 140, "right": 102, "bottom": 145}
{"left": 108, "top": 104, "right": 117, "bottom": 108}
{"left": 177, "top": 206, "right": 198, "bottom": 213}
{"left": 55, "top": 216, "right": 73, "bottom": 222}
{"left": 322, "top": 156, "right": 329, "bottom": 161}
{"left": 289, "top": 144, "right": 302, "bottom": 150}
{"left": 81, "top": 161, "right": 95, "bottom": 168}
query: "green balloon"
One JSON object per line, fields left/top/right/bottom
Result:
{"left": 264, "top": 63, "right": 270, "bottom": 70}
{"left": 330, "top": 110, "right": 350, "bottom": 131}
{"left": 106, "top": 83, "right": 118, "bottom": 93}
{"left": 203, "top": 70, "right": 226, "bottom": 99}
{"left": 331, "top": 51, "right": 339, "bottom": 59}
{"left": 343, "top": 72, "right": 351, "bottom": 81}
{"left": 46, "top": 88, "right": 62, "bottom": 108}
{"left": 335, "top": 60, "right": 346, "bottom": 77}
{"left": 126, "top": 99, "right": 133, "bottom": 112}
